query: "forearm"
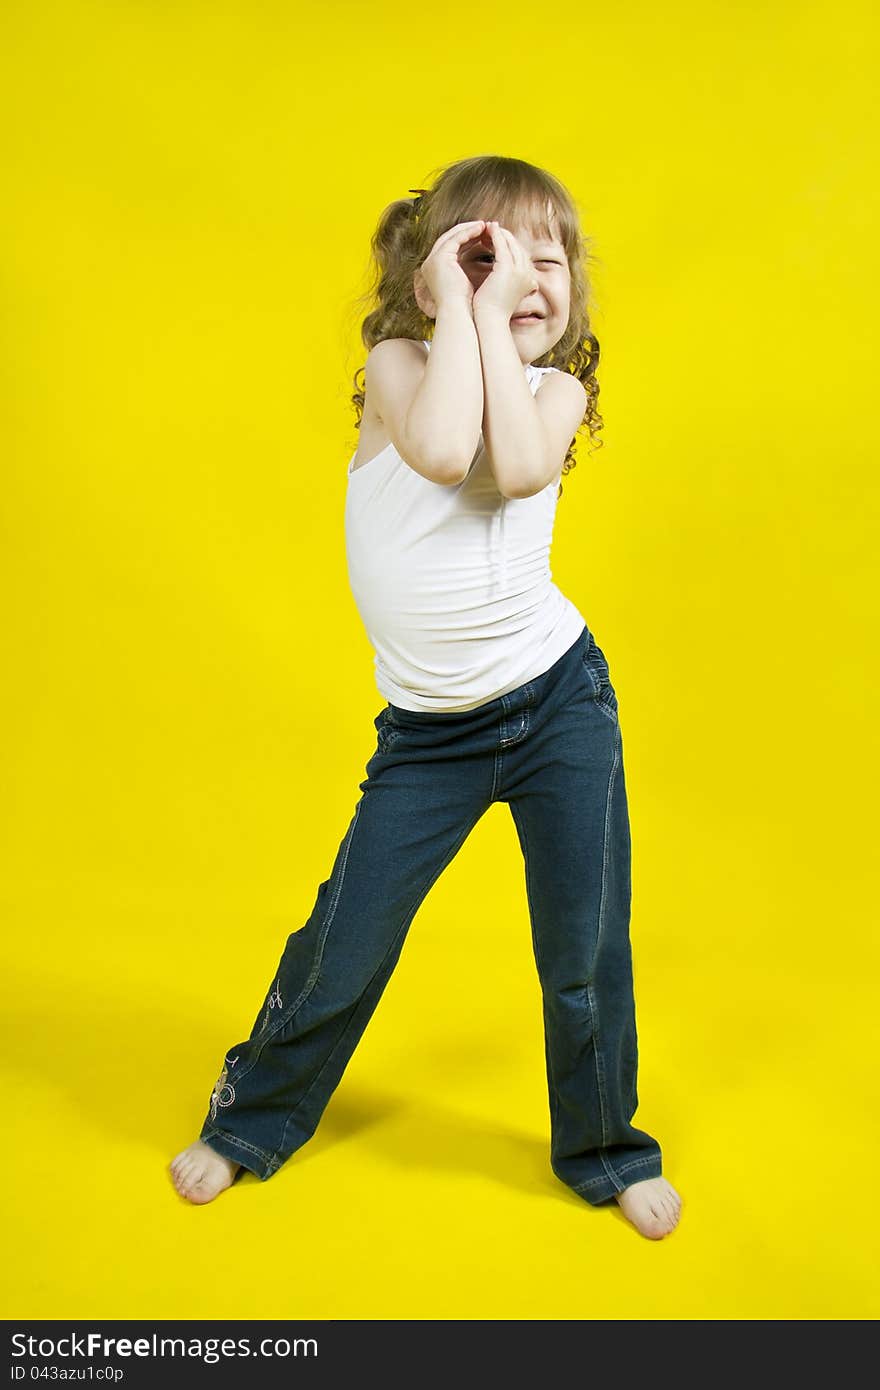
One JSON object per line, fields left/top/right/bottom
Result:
{"left": 474, "top": 303, "right": 547, "bottom": 498}
{"left": 405, "top": 298, "right": 483, "bottom": 478}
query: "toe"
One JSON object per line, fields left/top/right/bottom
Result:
{"left": 178, "top": 1161, "right": 201, "bottom": 1190}
{"left": 657, "top": 1181, "right": 681, "bottom": 1214}
{"left": 649, "top": 1202, "right": 673, "bottom": 1232}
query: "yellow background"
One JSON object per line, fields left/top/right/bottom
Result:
{"left": 3, "top": 0, "right": 878, "bottom": 1320}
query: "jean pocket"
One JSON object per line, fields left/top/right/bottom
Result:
{"left": 581, "top": 633, "right": 619, "bottom": 724}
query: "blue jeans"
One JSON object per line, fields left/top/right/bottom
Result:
{"left": 200, "top": 623, "right": 663, "bottom": 1205}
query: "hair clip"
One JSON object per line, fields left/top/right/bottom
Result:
{"left": 408, "top": 187, "right": 428, "bottom": 214}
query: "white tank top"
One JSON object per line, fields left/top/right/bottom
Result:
{"left": 345, "top": 339, "right": 587, "bottom": 712}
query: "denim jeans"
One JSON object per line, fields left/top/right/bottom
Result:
{"left": 199, "top": 623, "right": 663, "bottom": 1205}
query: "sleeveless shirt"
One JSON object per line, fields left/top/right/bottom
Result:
{"left": 344, "top": 339, "right": 587, "bottom": 712}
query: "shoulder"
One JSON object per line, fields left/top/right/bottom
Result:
{"left": 363, "top": 339, "right": 430, "bottom": 425}
{"left": 365, "top": 338, "right": 429, "bottom": 377}
{"left": 534, "top": 368, "right": 588, "bottom": 418}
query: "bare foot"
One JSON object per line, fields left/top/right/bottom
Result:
{"left": 614, "top": 1176, "right": 682, "bottom": 1239}
{"left": 169, "top": 1139, "right": 240, "bottom": 1205}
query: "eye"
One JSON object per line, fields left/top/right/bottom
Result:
{"left": 537, "top": 259, "right": 563, "bottom": 267}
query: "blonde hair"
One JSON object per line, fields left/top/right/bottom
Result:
{"left": 347, "top": 154, "right": 604, "bottom": 497}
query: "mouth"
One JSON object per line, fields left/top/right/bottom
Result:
{"left": 511, "top": 313, "right": 544, "bottom": 326}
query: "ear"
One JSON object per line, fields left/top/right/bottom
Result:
{"left": 413, "top": 267, "right": 437, "bottom": 320}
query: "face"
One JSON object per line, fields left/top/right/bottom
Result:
{"left": 460, "top": 215, "right": 571, "bottom": 362}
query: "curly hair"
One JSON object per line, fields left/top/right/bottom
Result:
{"left": 345, "top": 154, "right": 604, "bottom": 499}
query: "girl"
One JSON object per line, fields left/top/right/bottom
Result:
{"left": 170, "top": 155, "right": 682, "bottom": 1240}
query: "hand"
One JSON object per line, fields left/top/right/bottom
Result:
{"left": 471, "top": 222, "right": 538, "bottom": 317}
{"left": 414, "top": 221, "right": 487, "bottom": 318}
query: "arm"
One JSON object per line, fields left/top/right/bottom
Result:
{"left": 365, "top": 300, "right": 482, "bottom": 486}
{"left": 474, "top": 303, "right": 587, "bottom": 498}
{"left": 393, "top": 217, "right": 487, "bottom": 483}
{"left": 404, "top": 297, "right": 483, "bottom": 482}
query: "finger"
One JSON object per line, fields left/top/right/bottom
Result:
{"left": 433, "top": 228, "right": 486, "bottom": 262}
{"left": 452, "top": 220, "right": 487, "bottom": 241}
{"left": 498, "top": 227, "right": 522, "bottom": 263}
{"left": 503, "top": 229, "right": 532, "bottom": 276}
{"left": 486, "top": 222, "right": 511, "bottom": 260}
{"left": 497, "top": 226, "right": 522, "bottom": 258}
{"left": 436, "top": 221, "right": 486, "bottom": 250}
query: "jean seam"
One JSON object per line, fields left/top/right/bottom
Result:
{"left": 218, "top": 799, "right": 364, "bottom": 1097}
{"left": 499, "top": 709, "right": 529, "bottom": 747}
{"left": 271, "top": 806, "right": 488, "bottom": 1168}
{"left": 200, "top": 1128, "right": 275, "bottom": 1166}
{"left": 509, "top": 802, "right": 561, "bottom": 1146}
{"left": 595, "top": 699, "right": 618, "bottom": 724}
{"left": 490, "top": 746, "right": 502, "bottom": 801}
{"left": 571, "top": 1153, "right": 661, "bottom": 1192}
{"left": 499, "top": 681, "right": 535, "bottom": 747}
{"left": 581, "top": 648, "right": 618, "bottom": 724}
{"left": 591, "top": 730, "right": 620, "bottom": 1177}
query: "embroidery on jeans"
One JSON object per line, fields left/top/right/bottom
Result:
{"left": 261, "top": 977, "right": 283, "bottom": 1031}
{"left": 209, "top": 1064, "right": 236, "bottom": 1121}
